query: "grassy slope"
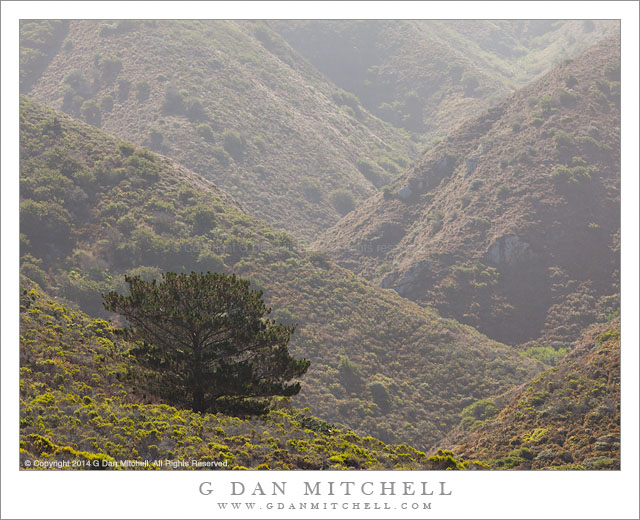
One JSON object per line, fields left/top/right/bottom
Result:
{"left": 20, "top": 280, "right": 484, "bottom": 470}
{"left": 24, "top": 19, "right": 416, "bottom": 240}
{"left": 315, "top": 37, "right": 620, "bottom": 347}
{"left": 272, "top": 20, "right": 617, "bottom": 142}
{"left": 19, "top": 97, "right": 543, "bottom": 450}
{"left": 440, "top": 320, "right": 620, "bottom": 470}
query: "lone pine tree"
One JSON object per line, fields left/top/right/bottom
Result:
{"left": 103, "top": 271, "right": 310, "bottom": 415}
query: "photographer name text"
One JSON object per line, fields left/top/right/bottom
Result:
{"left": 199, "top": 480, "right": 452, "bottom": 497}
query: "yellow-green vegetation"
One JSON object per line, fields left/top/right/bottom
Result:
{"left": 22, "top": 19, "right": 417, "bottom": 240}
{"left": 21, "top": 282, "right": 483, "bottom": 470}
{"left": 19, "top": 97, "right": 543, "bottom": 450}
{"left": 316, "top": 36, "right": 620, "bottom": 348}
{"left": 444, "top": 320, "right": 620, "bottom": 470}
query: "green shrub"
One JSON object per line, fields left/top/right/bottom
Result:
{"left": 496, "top": 184, "right": 509, "bottom": 199}
{"left": 356, "top": 158, "right": 388, "bottom": 187}
{"left": 301, "top": 179, "right": 322, "bottom": 203}
{"left": 80, "top": 100, "right": 101, "bottom": 126}
{"left": 186, "top": 99, "right": 207, "bottom": 122}
{"left": 469, "top": 179, "right": 484, "bottom": 191}
{"left": 330, "top": 189, "right": 355, "bottom": 216}
{"left": 95, "top": 55, "right": 122, "bottom": 83}
{"left": 565, "top": 75, "right": 578, "bottom": 88}
{"left": 116, "top": 142, "right": 135, "bottom": 157}
{"left": 558, "top": 89, "right": 577, "bottom": 108}
{"left": 368, "top": 381, "right": 391, "bottom": 411}
{"left": 196, "top": 123, "right": 214, "bottom": 143}
{"left": 462, "top": 73, "right": 479, "bottom": 96}
{"left": 196, "top": 251, "right": 225, "bottom": 273}
{"left": 539, "top": 95, "right": 554, "bottom": 116}
{"left": 338, "top": 357, "right": 363, "bottom": 392}
{"left": 553, "top": 130, "right": 575, "bottom": 150}
{"left": 149, "top": 128, "right": 163, "bottom": 150}
{"left": 332, "top": 91, "right": 361, "bottom": 118}
{"left": 460, "top": 399, "right": 498, "bottom": 423}
{"left": 117, "top": 78, "right": 131, "bottom": 101}
{"left": 101, "top": 94, "right": 113, "bottom": 113}
{"left": 135, "top": 81, "right": 151, "bottom": 102}
{"left": 222, "top": 130, "right": 245, "bottom": 160}
{"left": 162, "top": 86, "right": 186, "bottom": 115}
{"left": 550, "top": 165, "right": 591, "bottom": 186}
{"left": 523, "top": 345, "right": 569, "bottom": 366}
{"left": 211, "top": 146, "right": 231, "bottom": 166}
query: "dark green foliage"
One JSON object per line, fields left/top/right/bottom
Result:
{"left": 222, "top": 130, "right": 245, "bottom": 160}
{"left": 117, "top": 78, "right": 132, "bottom": 101}
{"left": 80, "top": 99, "right": 101, "bottom": 126}
{"left": 332, "top": 90, "right": 362, "bottom": 118}
{"left": 469, "top": 179, "right": 484, "bottom": 191}
{"left": 368, "top": 381, "right": 391, "bottom": 411}
{"left": 196, "top": 123, "right": 214, "bottom": 143}
{"left": 186, "top": 99, "right": 207, "bottom": 122}
{"left": 101, "top": 94, "right": 114, "bottom": 112}
{"left": 338, "top": 356, "right": 363, "bottom": 393}
{"left": 330, "top": 189, "right": 356, "bottom": 216}
{"left": 550, "top": 165, "right": 592, "bottom": 186}
{"left": 565, "top": 75, "right": 578, "bottom": 88}
{"left": 356, "top": 158, "right": 389, "bottom": 188}
{"left": 162, "top": 86, "right": 186, "bottom": 115}
{"left": 95, "top": 55, "right": 122, "bottom": 84}
{"left": 189, "top": 205, "right": 218, "bottom": 235}
{"left": 19, "top": 20, "right": 68, "bottom": 92}
{"left": 20, "top": 199, "right": 74, "bottom": 258}
{"left": 301, "top": 179, "right": 322, "bottom": 203}
{"left": 459, "top": 399, "right": 498, "bottom": 430}
{"left": 135, "top": 81, "right": 151, "bottom": 102}
{"left": 103, "top": 272, "right": 310, "bottom": 415}
{"left": 558, "top": 89, "right": 577, "bottom": 108}
{"left": 462, "top": 73, "right": 479, "bottom": 96}
{"left": 523, "top": 345, "right": 569, "bottom": 366}
{"left": 149, "top": 128, "right": 163, "bottom": 150}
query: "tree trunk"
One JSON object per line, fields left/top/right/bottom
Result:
{"left": 193, "top": 389, "right": 205, "bottom": 413}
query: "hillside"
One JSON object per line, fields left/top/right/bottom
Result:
{"left": 20, "top": 280, "right": 485, "bottom": 471}
{"left": 272, "top": 20, "right": 618, "bottom": 141}
{"left": 440, "top": 320, "right": 620, "bottom": 470}
{"left": 315, "top": 37, "right": 620, "bottom": 348}
{"left": 23, "top": 19, "right": 416, "bottom": 240}
{"left": 19, "top": 96, "right": 543, "bottom": 450}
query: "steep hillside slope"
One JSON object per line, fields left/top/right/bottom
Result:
{"left": 24, "top": 19, "right": 415, "bottom": 240}
{"left": 19, "top": 97, "right": 543, "bottom": 449}
{"left": 272, "top": 20, "right": 618, "bottom": 141}
{"left": 315, "top": 37, "right": 620, "bottom": 347}
{"left": 440, "top": 320, "right": 620, "bottom": 470}
{"left": 20, "top": 280, "right": 484, "bottom": 470}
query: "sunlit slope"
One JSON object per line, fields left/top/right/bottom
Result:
{"left": 19, "top": 97, "right": 543, "bottom": 449}
{"left": 24, "top": 19, "right": 416, "bottom": 240}
{"left": 315, "top": 37, "right": 620, "bottom": 347}
{"left": 440, "top": 320, "right": 620, "bottom": 470}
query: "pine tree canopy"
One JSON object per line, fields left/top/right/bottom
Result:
{"left": 103, "top": 271, "right": 310, "bottom": 414}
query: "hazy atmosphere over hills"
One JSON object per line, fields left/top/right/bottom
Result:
{"left": 316, "top": 36, "right": 620, "bottom": 348}
{"left": 18, "top": 19, "right": 621, "bottom": 472}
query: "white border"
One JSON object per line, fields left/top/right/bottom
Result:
{"left": 2, "top": 2, "right": 638, "bottom": 519}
